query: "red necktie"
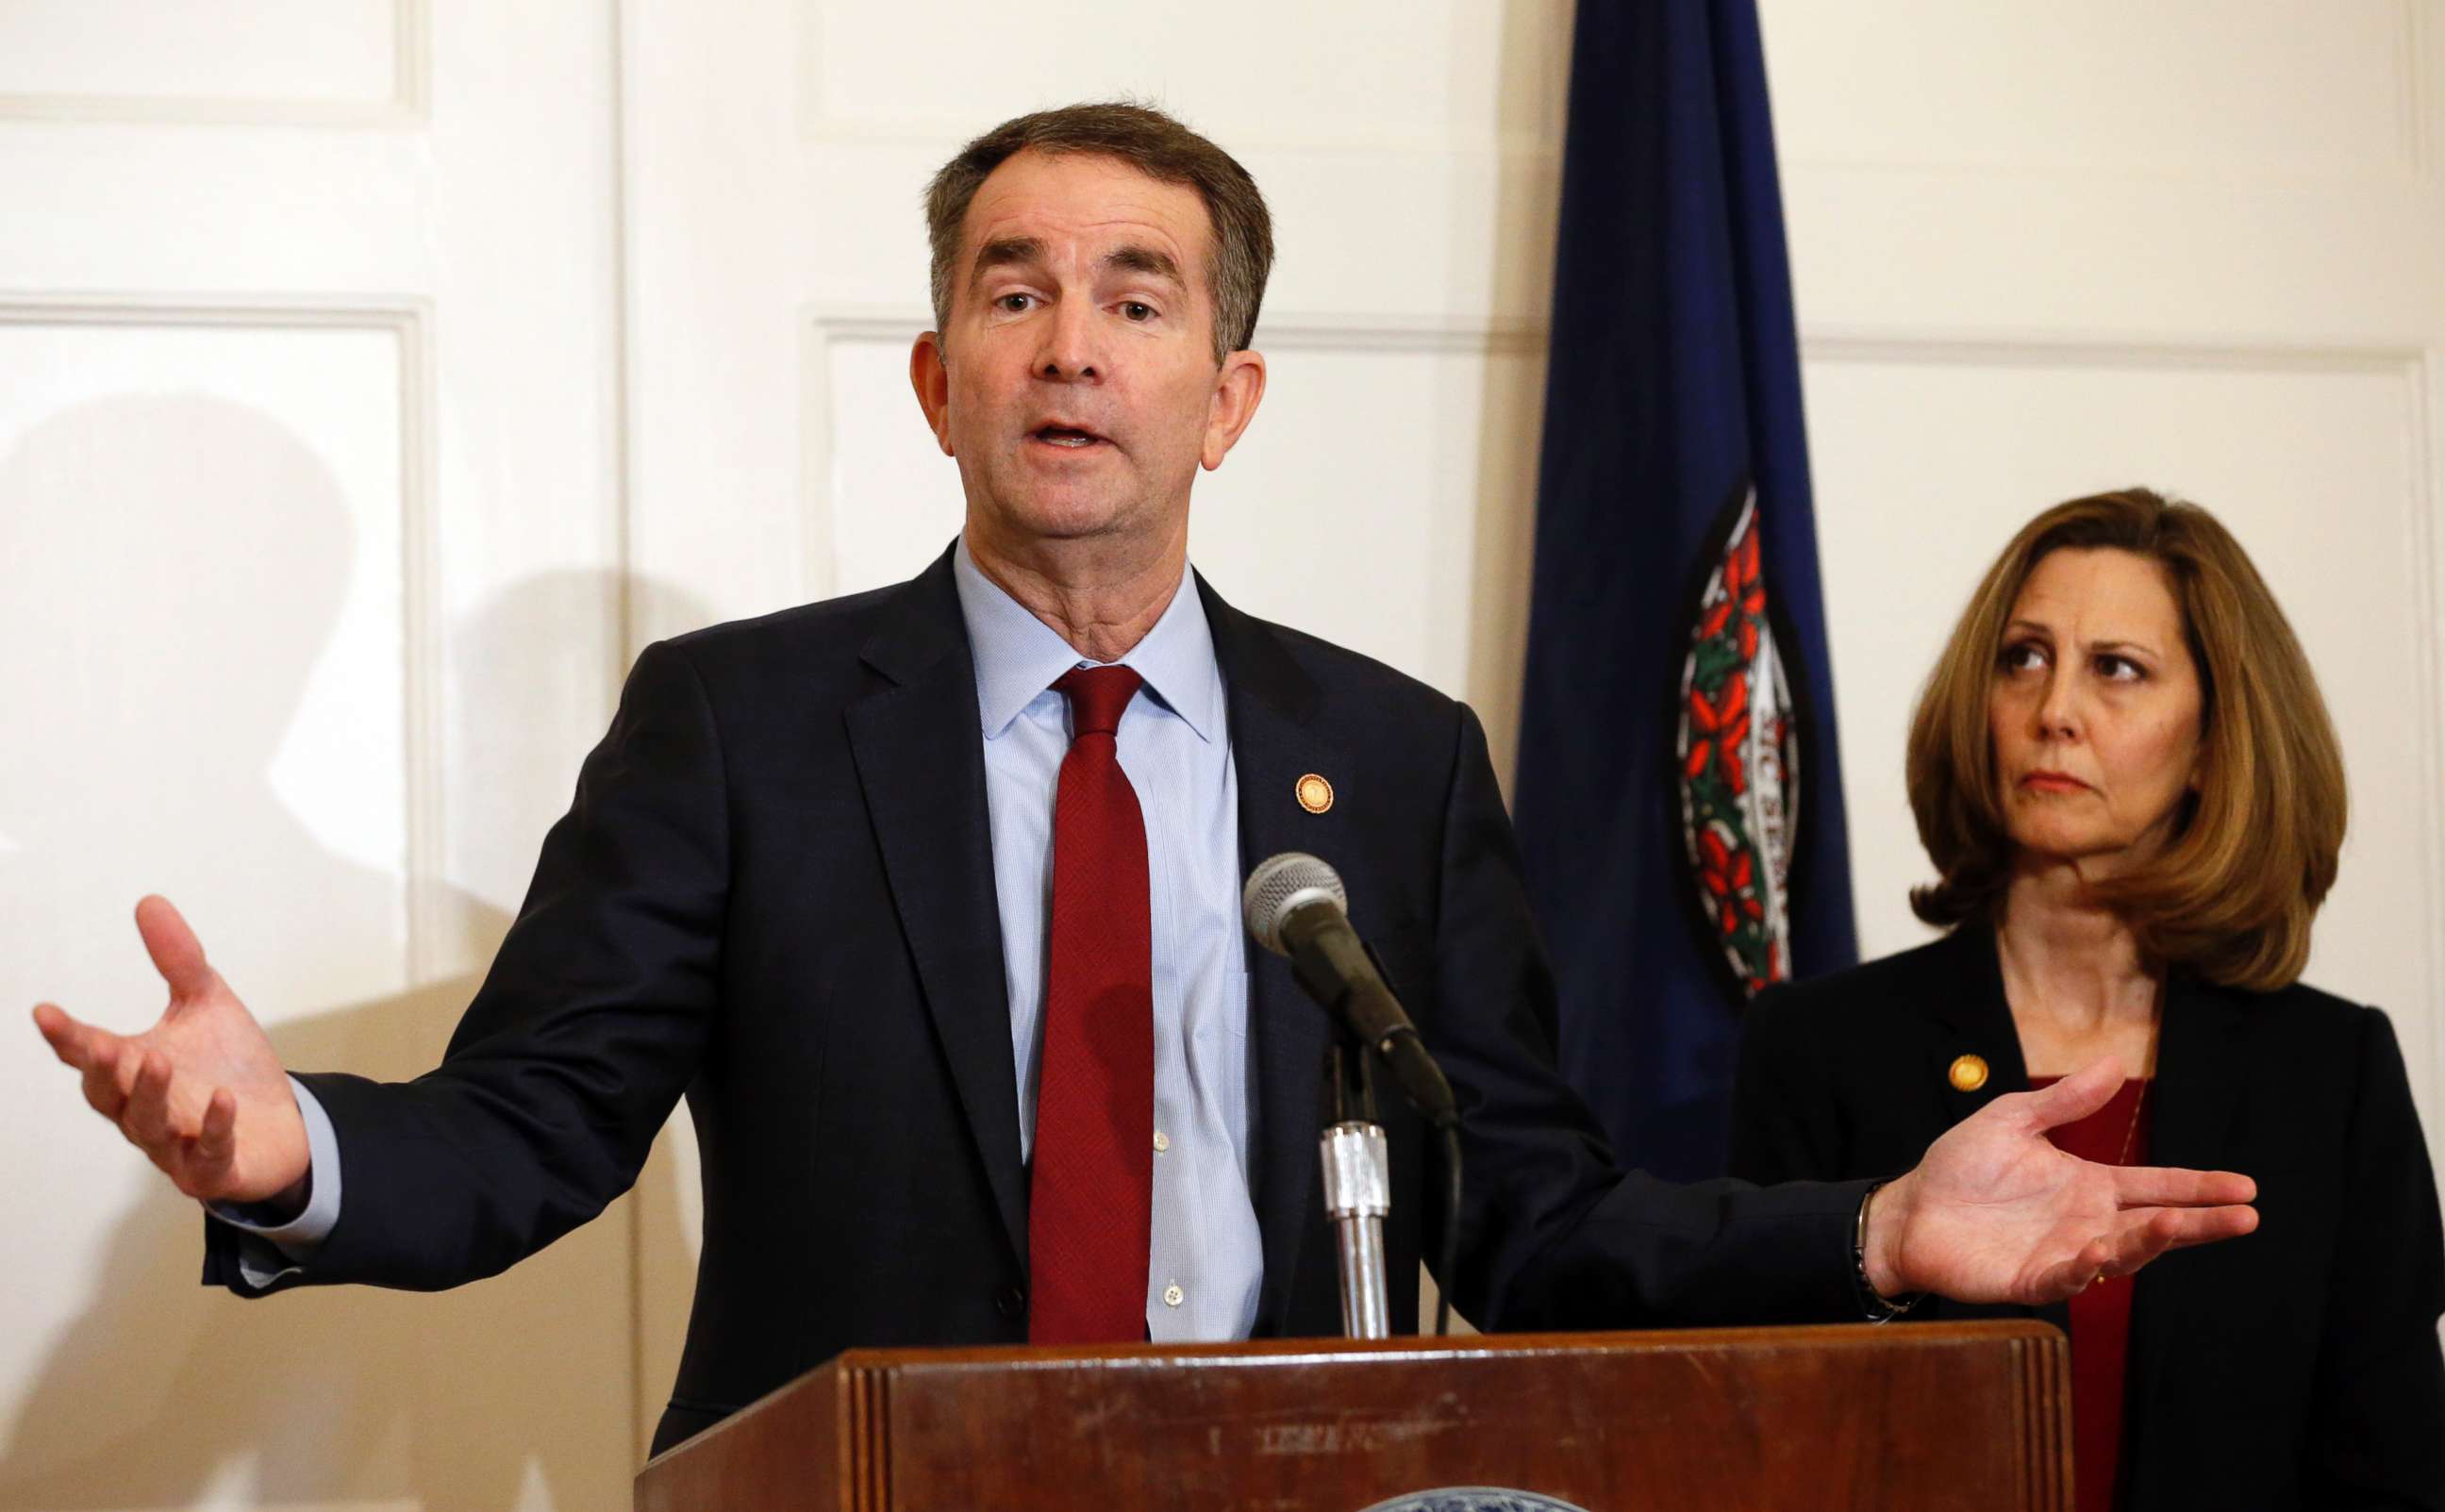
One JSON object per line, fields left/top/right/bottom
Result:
{"left": 1027, "top": 664, "right": 1154, "bottom": 1343}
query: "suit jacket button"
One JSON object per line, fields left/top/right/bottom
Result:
{"left": 1949, "top": 1054, "right": 1990, "bottom": 1092}
{"left": 996, "top": 1286, "right": 1026, "bottom": 1320}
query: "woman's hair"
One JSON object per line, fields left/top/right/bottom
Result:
{"left": 1905, "top": 487, "right": 2345, "bottom": 990}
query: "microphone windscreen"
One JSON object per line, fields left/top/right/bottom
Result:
{"left": 1240, "top": 852, "right": 1348, "bottom": 955}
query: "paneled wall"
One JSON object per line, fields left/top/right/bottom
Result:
{"left": 0, "top": 4, "right": 633, "bottom": 1509}
{"left": 3, "top": 3, "right": 2441, "bottom": 1507}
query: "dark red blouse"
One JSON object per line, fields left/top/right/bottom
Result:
{"left": 2029, "top": 1074, "right": 2154, "bottom": 1512}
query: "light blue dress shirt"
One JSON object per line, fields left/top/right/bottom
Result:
{"left": 226, "top": 541, "right": 1266, "bottom": 1341}
{"left": 953, "top": 540, "right": 1261, "bottom": 1342}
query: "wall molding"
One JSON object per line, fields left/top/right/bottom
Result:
{"left": 0, "top": 292, "right": 445, "bottom": 983}
{"left": 2402, "top": 0, "right": 2434, "bottom": 179}
{"left": 2407, "top": 349, "right": 2445, "bottom": 1120}
{"left": 796, "top": 117, "right": 1566, "bottom": 159}
{"left": 1803, "top": 326, "right": 2425, "bottom": 374}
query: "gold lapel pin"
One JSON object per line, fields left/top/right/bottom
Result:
{"left": 1294, "top": 773, "right": 1334, "bottom": 814}
{"left": 1948, "top": 1054, "right": 1990, "bottom": 1093}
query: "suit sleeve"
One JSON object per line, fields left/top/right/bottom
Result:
{"left": 206, "top": 639, "right": 728, "bottom": 1295}
{"left": 1727, "top": 987, "right": 1844, "bottom": 1186}
{"left": 1422, "top": 702, "right": 1870, "bottom": 1331}
{"left": 2303, "top": 1006, "right": 2445, "bottom": 1510}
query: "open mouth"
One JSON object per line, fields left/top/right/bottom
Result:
{"left": 1030, "top": 424, "right": 1106, "bottom": 449}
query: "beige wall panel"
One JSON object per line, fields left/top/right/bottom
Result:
{"left": 1185, "top": 332, "right": 1546, "bottom": 778}
{"left": 1759, "top": 0, "right": 2416, "bottom": 174}
{"left": 0, "top": 331, "right": 412, "bottom": 1306}
{"left": 1802, "top": 344, "right": 2436, "bottom": 1111}
{"left": 0, "top": 0, "right": 409, "bottom": 119}
{"left": 0, "top": 321, "right": 410, "bottom": 885}
{"left": 0, "top": 131, "right": 431, "bottom": 295}
{"left": 796, "top": 0, "right": 1565, "bottom": 149}
{"left": 1765, "top": 1, "right": 2443, "bottom": 346}
{"left": 0, "top": 316, "right": 628, "bottom": 1511}
{"left": 1781, "top": 165, "right": 2439, "bottom": 346}
{"left": 813, "top": 326, "right": 963, "bottom": 594}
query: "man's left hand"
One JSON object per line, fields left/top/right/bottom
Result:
{"left": 1863, "top": 1056, "right": 2259, "bottom": 1305}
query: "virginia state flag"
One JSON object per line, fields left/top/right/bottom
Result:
{"left": 1511, "top": 0, "right": 1856, "bottom": 1182}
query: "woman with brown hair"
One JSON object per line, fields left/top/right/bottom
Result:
{"left": 1730, "top": 488, "right": 2444, "bottom": 1511}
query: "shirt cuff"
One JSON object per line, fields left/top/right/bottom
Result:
{"left": 206, "top": 1074, "right": 341, "bottom": 1287}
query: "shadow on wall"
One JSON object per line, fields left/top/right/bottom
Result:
{"left": 0, "top": 394, "right": 702, "bottom": 1509}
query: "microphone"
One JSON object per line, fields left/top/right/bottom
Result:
{"left": 1242, "top": 853, "right": 1457, "bottom": 1128}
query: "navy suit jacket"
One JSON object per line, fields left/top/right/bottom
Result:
{"left": 1732, "top": 925, "right": 2445, "bottom": 1511}
{"left": 209, "top": 546, "right": 1871, "bottom": 1454}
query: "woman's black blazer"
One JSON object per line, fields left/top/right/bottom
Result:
{"left": 1730, "top": 924, "right": 2445, "bottom": 1511}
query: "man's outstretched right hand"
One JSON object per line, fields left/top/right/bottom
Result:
{"left": 31, "top": 895, "right": 310, "bottom": 1211}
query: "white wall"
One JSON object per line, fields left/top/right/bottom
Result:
{"left": 2, "top": 3, "right": 2439, "bottom": 1507}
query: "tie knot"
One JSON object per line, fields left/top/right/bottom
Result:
{"left": 1054, "top": 664, "right": 1142, "bottom": 738}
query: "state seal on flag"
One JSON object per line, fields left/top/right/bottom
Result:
{"left": 1672, "top": 480, "right": 1804, "bottom": 997}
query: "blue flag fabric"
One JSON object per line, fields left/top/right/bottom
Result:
{"left": 1512, "top": 0, "right": 1857, "bottom": 1182}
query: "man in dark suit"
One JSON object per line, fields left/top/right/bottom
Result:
{"left": 33, "top": 103, "right": 2260, "bottom": 1456}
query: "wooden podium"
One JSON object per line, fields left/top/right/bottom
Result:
{"left": 636, "top": 1321, "right": 2068, "bottom": 1510}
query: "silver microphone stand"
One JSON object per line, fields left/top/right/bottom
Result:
{"left": 1321, "top": 1040, "right": 1392, "bottom": 1338}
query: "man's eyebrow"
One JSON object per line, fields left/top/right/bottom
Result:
{"left": 1102, "top": 244, "right": 1184, "bottom": 286}
{"left": 969, "top": 236, "right": 1045, "bottom": 285}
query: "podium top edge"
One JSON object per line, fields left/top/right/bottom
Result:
{"left": 832, "top": 1318, "right": 2062, "bottom": 1373}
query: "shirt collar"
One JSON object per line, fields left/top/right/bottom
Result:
{"left": 952, "top": 537, "right": 1222, "bottom": 743}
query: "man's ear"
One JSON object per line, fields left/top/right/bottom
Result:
{"left": 1199, "top": 348, "right": 1268, "bottom": 472}
{"left": 909, "top": 333, "right": 956, "bottom": 457}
